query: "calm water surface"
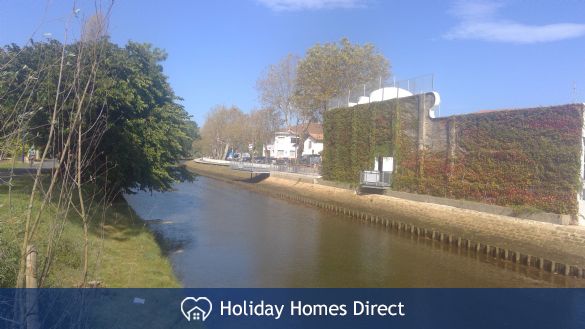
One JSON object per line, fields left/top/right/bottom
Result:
{"left": 124, "top": 176, "right": 585, "bottom": 288}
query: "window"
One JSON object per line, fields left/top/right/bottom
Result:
{"left": 277, "top": 150, "right": 284, "bottom": 156}
{"left": 308, "top": 141, "right": 312, "bottom": 149}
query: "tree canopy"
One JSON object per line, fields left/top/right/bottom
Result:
{"left": 295, "top": 38, "right": 390, "bottom": 122}
{"left": 0, "top": 39, "right": 199, "bottom": 192}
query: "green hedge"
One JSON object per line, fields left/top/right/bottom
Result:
{"left": 322, "top": 101, "right": 394, "bottom": 184}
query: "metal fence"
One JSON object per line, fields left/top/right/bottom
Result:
{"left": 230, "top": 161, "right": 321, "bottom": 177}
{"left": 360, "top": 170, "right": 392, "bottom": 188}
{"left": 327, "top": 74, "right": 437, "bottom": 113}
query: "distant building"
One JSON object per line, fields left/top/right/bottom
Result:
{"left": 265, "top": 123, "right": 324, "bottom": 159}
{"left": 268, "top": 131, "right": 301, "bottom": 159}
{"left": 301, "top": 123, "right": 323, "bottom": 156}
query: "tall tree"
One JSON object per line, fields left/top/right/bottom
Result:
{"left": 295, "top": 38, "right": 391, "bottom": 122}
{"left": 246, "top": 108, "right": 280, "bottom": 159}
{"left": 256, "top": 54, "right": 298, "bottom": 129}
{"left": 199, "top": 105, "right": 245, "bottom": 159}
{"left": 94, "top": 41, "right": 198, "bottom": 192}
{"left": 0, "top": 39, "right": 198, "bottom": 193}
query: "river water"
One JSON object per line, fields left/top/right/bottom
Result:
{"left": 124, "top": 176, "right": 585, "bottom": 288}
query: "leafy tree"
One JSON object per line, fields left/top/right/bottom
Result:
{"left": 92, "top": 41, "right": 197, "bottom": 192}
{"left": 182, "top": 120, "right": 200, "bottom": 157}
{"left": 0, "top": 39, "right": 199, "bottom": 193}
{"left": 295, "top": 37, "right": 390, "bottom": 122}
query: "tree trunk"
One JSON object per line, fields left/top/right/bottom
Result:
{"left": 222, "top": 143, "right": 230, "bottom": 160}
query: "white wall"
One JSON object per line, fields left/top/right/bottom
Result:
{"left": 273, "top": 133, "right": 298, "bottom": 159}
{"left": 302, "top": 137, "right": 323, "bottom": 156}
{"left": 373, "top": 157, "right": 394, "bottom": 172}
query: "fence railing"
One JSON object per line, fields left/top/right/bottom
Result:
{"left": 360, "top": 170, "right": 392, "bottom": 188}
{"left": 230, "top": 161, "right": 321, "bottom": 177}
{"left": 327, "top": 74, "right": 437, "bottom": 111}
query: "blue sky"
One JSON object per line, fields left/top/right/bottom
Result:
{"left": 1, "top": 0, "right": 584, "bottom": 125}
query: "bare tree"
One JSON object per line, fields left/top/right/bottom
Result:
{"left": 199, "top": 105, "right": 246, "bottom": 159}
{"left": 245, "top": 108, "right": 280, "bottom": 160}
{"left": 256, "top": 54, "right": 299, "bottom": 129}
{"left": 1, "top": 3, "right": 116, "bottom": 289}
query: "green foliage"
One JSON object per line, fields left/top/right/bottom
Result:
{"left": 0, "top": 40, "right": 200, "bottom": 193}
{"left": 322, "top": 100, "right": 394, "bottom": 183}
{"left": 324, "top": 99, "right": 583, "bottom": 215}
{"left": 295, "top": 38, "right": 390, "bottom": 121}
{"left": 394, "top": 105, "right": 584, "bottom": 214}
{"left": 0, "top": 177, "right": 180, "bottom": 288}
{"left": 0, "top": 232, "right": 19, "bottom": 287}
{"left": 447, "top": 106, "right": 582, "bottom": 214}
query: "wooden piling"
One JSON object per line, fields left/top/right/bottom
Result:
{"left": 25, "top": 245, "right": 40, "bottom": 329}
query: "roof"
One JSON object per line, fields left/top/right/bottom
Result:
{"left": 288, "top": 123, "right": 323, "bottom": 141}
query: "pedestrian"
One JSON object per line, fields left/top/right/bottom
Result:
{"left": 28, "top": 146, "right": 36, "bottom": 167}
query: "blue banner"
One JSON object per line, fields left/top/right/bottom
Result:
{"left": 0, "top": 289, "right": 584, "bottom": 328}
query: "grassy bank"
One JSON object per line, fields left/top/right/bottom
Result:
{"left": 0, "top": 177, "right": 180, "bottom": 287}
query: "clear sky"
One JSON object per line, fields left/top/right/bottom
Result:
{"left": 1, "top": 0, "right": 584, "bottom": 125}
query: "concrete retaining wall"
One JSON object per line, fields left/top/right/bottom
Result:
{"left": 186, "top": 161, "right": 585, "bottom": 281}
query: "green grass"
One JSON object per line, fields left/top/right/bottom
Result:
{"left": 0, "top": 177, "right": 180, "bottom": 287}
{"left": 0, "top": 159, "right": 29, "bottom": 169}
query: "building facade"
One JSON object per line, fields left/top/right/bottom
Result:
{"left": 266, "top": 123, "right": 324, "bottom": 159}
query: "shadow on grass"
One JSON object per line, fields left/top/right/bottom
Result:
{"left": 80, "top": 200, "right": 147, "bottom": 243}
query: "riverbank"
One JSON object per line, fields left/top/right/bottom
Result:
{"left": 0, "top": 177, "right": 180, "bottom": 287}
{"left": 186, "top": 161, "right": 585, "bottom": 278}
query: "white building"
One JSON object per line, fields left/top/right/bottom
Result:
{"left": 265, "top": 123, "right": 324, "bottom": 159}
{"left": 302, "top": 124, "right": 323, "bottom": 156}
{"left": 268, "top": 131, "right": 300, "bottom": 159}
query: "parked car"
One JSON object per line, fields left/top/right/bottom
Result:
{"left": 301, "top": 154, "right": 321, "bottom": 165}
{"left": 275, "top": 158, "right": 290, "bottom": 165}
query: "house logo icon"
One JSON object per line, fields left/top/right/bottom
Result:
{"left": 181, "top": 297, "right": 213, "bottom": 322}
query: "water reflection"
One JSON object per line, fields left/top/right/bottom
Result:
{"left": 124, "top": 176, "right": 585, "bottom": 288}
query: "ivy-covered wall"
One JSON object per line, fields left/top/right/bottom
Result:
{"left": 451, "top": 106, "right": 582, "bottom": 215}
{"left": 322, "top": 101, "right": 394, "bottom": 184}
{"left": 323, "top": 95, "right": 584, "bottom": 215}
